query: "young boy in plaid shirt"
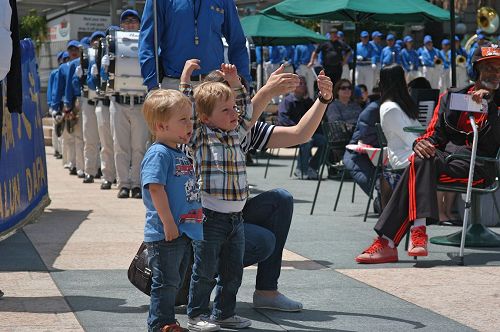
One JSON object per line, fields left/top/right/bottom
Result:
{"left": 178, "top": 60, "right": 255, "bottom": 331}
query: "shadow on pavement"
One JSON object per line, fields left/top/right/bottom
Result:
{"left": 0, "top": 295, "right": 148, "bottom": 314}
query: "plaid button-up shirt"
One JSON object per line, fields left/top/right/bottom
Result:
{"left": 181, "top": 84, "right": 253, "bottom": 202}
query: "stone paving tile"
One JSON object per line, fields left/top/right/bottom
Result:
{"left": 0, "top": 272, "right": 83, "bottom": 331}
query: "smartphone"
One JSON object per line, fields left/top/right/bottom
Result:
{"left": 449, "top": 93, "right": 488, "bottom": 113}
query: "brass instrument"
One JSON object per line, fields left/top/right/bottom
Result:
{"left": 456, "top": 55, "right": 467, "bottom": 67}
{"left": 434, "top": 57, "right": 443, "bottom": 65}
{"left": 465, "top": 7, "right": 499, "bottom": 52}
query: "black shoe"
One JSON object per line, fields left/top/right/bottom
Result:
{"left": 95, "top": 168, "right": 102, "bottom": 179}
{"left": 118, "top": 187, "right": 130, "bottom": 198}
{"left": 131, "top": 187, "right": 142, "bottom": 199}
{"left": 69, "top": 167, "right": 77, "bottom": 175}
{"left": 77, "top": 172, "right": 85, "bottom": 179}
{"left": 100, "top": 180, "right": 112, "bottom": 190}
{"left": 0, "top": 289, "right": 3, "bottom": 297}
{"left": 54, "top": 151, "right": 62, "bottom": 158}
{"left": 55, "top": 154, "right": 63, "bottom": 159}
{"left": 83, "top": 174, "right": 94, "bottom": 183}
{"left": 113, "top": 179, "right": 117, "bottom": 184}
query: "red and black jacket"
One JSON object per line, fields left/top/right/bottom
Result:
{"left": 414, "top": 85, "right": 500, "bottom": 159}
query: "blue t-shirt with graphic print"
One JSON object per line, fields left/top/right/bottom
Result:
{"left": 141, "top": 143, "right": 203, "bottom": 242}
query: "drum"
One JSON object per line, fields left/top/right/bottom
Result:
{"left": 104, "top": 30, "right": 146, "bottom": 96}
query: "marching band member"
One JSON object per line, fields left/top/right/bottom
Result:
{"left": 438, "top": 39, "right": 451, "bottom": 92}
{"left": 294, "top": 43, "right": 317, "bottom": 98}
{"left": 400, "top": 36, "right": 421, "bottom": 82}
{"left": 381, "top": 34, "right": 400, "bottom": 68}
{"left": 370, "top": 31, "right": 384, "bottom": 90}
{"left": 77, "top": 31, "right": 105, "bottom": 185}
{"left": 51, "top": 40, "right": 84, "bottom": 176}
{"left": 108, "top": 10, "right": 148, "bottom": 198}
{"left": 139, "top": 0, "right": 251, "bottom": 91}
{"left": 48, "top": 51, "right": 67, "bottom": 160}
{"left": 356, "top": 31, "right": 377, "bottom": 93}
{"left": 338, "top": 30, "right": 352, "bottom": 80}
{"left": 420, "top": 35, "right": 441, "bottom": 89}
{"left": 455, "top": 35, "right": 469, "bottom": 89}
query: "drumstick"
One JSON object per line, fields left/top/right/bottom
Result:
{"left": 153, "top": 0, "right": 161, "bottom": 89}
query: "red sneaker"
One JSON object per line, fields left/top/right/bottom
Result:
{"left": 355, "top": 237, "right": 398, "bottom": 264}
{"left": 161, "top": 321, "right": 189, "bottom": 332}
{"left": 408, "top": 226, "right": 428, "bottom": 257}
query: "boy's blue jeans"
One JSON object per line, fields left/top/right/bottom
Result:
{"left": 146, "top": 235, "right": 192, "bottom": 331}
{"left": 188, "top": 208, "right": 245, "bottom": 320}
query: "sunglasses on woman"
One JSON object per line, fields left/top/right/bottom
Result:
{"left": 339, "top": 85, "right": 352, "bottom": 90}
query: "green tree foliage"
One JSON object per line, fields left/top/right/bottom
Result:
{"left": 19, "top": 9, "right": 47, "bottom": 45}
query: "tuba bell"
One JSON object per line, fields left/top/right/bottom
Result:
{"left": 456, "top": 55, "right": 466, "bottom": 67}
{"left": 434, "top": 57, "right": 443, "bottom": 65}
{"left": 465, "top": 7, "right": 499, "bottom": 52}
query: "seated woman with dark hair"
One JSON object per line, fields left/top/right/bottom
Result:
{"left": 326, "top": 79, "right": 362, "bottom": 126}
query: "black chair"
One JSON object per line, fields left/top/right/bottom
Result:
{"left": 263, "top": 146, "right": 301, "bottom": 179}
{"left": 430, "top": 148, "right": 500, "bottom": 249}
{"left": 310, "top": 121, "right": 354, "bottom": 215}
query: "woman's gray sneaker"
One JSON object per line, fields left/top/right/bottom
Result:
{"left": 253, "top": 293, "right": 303, "bottom": 312}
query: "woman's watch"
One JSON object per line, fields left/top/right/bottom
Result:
{"left": 318, "top": 92, "right": 333, "bottom": 104}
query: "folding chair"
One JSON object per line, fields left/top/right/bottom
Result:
{"left": 310, "top": 121, "right": 354, "bottom": 215}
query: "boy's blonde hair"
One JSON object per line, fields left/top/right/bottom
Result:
{"left": 142, "top": 89, "right": 192, "bottom": 132}
{"left": 193, "top": 82, "right": 233, "bottom": 118}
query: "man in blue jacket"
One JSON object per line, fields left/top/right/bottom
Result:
{"left": 356, "top": 31, "right": 377, "bottom": 93}
{"left": 420, "top": 35, "right": 441, "bottom": 89}
{"left": 381, "top": 34, "right": 400, "bottom": 68}
{"left": 139, "top": 0, "right": 250, "bottom": 91}
{"left": 294, "top": 44, "right": 317, "bottom": 99}
{"left": 370, "top": 31, "right": 384, "bottom": 91}
{"left": 48, "top": 51, "right": 67, "bottom": 159}
{"left": 400, "top": 35, "right": 421, "bottom": 82}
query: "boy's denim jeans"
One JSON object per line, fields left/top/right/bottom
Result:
{"left": 188, "top": 208, "right": 245, "bottom": 320}
{"left": 146, "top": 235, "right": 192, "bottom": 332}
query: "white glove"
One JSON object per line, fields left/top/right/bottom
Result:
{"left": 75, "top": 65, "right": 83, "bottom": 78}
{"left": 91, "top": 63, "right": 99, "bottom": 76}
{"left": 356, "top": 55, "right": 363, "bottom": 61}
{"left": 371, "top": 63, "right": 377, "bottom": 69}
{"left": 101, "top": 54, "right": 110, "bottom": 67}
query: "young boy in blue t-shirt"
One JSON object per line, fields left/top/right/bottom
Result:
{"left": 140, "top": 89, "right": 206, "bottom": 332}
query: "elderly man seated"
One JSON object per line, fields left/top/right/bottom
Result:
{"left": 277, "top": 76, "right": 326, "bottom": 179}
{"left": 355, "top": 43, "right": 500, "bottom": 264}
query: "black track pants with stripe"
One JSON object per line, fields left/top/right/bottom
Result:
{"left": 374, "top": 147, "right": 490, "bottom": 246}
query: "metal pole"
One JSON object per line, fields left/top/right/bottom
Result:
{"left": 450, "top": 0, "right": 457, "bottom": 87}
{"left": 110, "top": 0, "right": 120, "bottom": 26}
{"left": 351, "top": 20, "right": 358, "bottom": 87}
{"left": 458, "top": 114, "right": 479, "bottom": 265}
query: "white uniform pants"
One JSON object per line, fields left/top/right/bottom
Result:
{"left": 110, "top": 99, "right": 149, "bottom": 190}
{"left": 95, "top": 100, "right": 116, "bottom": 182}
{"left": 50, "top": 108, "right": 61, "bottom": 153}
{"left": 373, "top": 64, "right": 381, "bottom": 91}
{"left": 355, "top": 65, "right": 375, "bottom": 93}
{"left": 405, "top": 70, "right": 422, "bottom": 83}
{"left": 439, "top": 68, "right": 451, "bottom": 93}
{"left": 296, "top": 64, "right": 316, "bottom": 99}
{"left": 81, "top": 97, "right": 100, "bottom": 176}
{"left": 422, "top": 66, "right": 441, "bottom": 89}
{"left": 61, "top": 107, "right": 84, "bottom": 172}
{"left": 456, "top": 66, "right": 469, "bottom": 89}
{"left": 341, "top": 64, "right": 351, "bottom": 80}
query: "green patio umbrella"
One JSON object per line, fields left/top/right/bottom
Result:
{"left": 262, "top": 0, "right": 450, "bottom": 23}
{"left": 263, "top": 0, "right": 452, "bottom": 86}
{"left": 240, "top": 14, "right": 328, "bottom": 46}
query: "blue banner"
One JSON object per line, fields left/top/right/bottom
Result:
{"left": 0, "top": 39, "right": 50, "bottom": 240}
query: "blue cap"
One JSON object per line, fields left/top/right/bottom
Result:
{"left": 56, "top": 51, "right": 64, "bottom": 60}
{"left": 80, "top": 36, "right": 90, "bottom": 46}
{"left": 120, "top": 9, "right": 140, "bottom": 22}
{"left": 403, "top": 35, "right": 413, "bottom": 43}
{"left": 454, "top": 35, "right": 461, "bottom": 41}
{"left": 90, "top": 31, "right": 106, "bottom": 41}
{"left": 423, "top": 35, "right": 433, "bottom": 44}
{"left": 337, "top": 31, "right": 344, "bottom": 37}
{"left": 360, "top": 31, "right": 369, "bottom": 38}
{"left": 386, "top": 34, "right": 395, "bottom": 41}
{"left": 62, "top": 51, "right": 69, "bottom": 59}
{"left": 354, "top": 86, "right": 362, "bottom": 98}
{"left": 67, "top": 40, "right": 80, "bottom": 49}
{"left": 477, "top": 33, "right": 486, "bottom": 40}
{"left": 396, "top": 40, "right": 404, "bottom": 47}
{"left": 442, "top": 39, "right": 450, "bottom": 45}
{"left": 372, "top": 31, "right": 382, "bottom": 38}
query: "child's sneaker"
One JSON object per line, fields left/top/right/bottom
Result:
{"left": 187, "top": 316, "right": 220, "bottom": 332}
{"left": 355, "top": 237, "right": 398, "bottom": 264}
{"left": 408, "top": 226, "right": 428, "bottom": 257}
{"left": 210, "top": 315, "right": 251, "bottom": 329}
{"left": 161, "top": 321, "right": 189, "bottom": 332}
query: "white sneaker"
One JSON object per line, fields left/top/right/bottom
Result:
{"left": 211, "top": 315, "right": 251, "bottom": 329}
{"left": 187, "top": 316, "right": 220, "bottom": 332}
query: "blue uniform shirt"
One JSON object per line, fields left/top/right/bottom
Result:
{"left": 141, "top": 143, "right": 203, "bottom": 242}
{"left": 356, "top": 42, "right": 376, "bottom": 64}
{"left": 420, "top": 46, "right": 440, "bottom": 67}
{"left": 381, "top": 46, "right": 400, "bottom": 67}
{"left": 369, "top": 40, "right": 383, "bottom": 64}
{"left": 47, "top": 69, "right": 58, "bottom": 108}
{"left": 439, "top": 49, "right": 451, "bottom": 69}
{"left": 400, "top": 48, "right": 420, "bottom": 72}
{"left": 51, "top": 62, "right": 71, "bottom": 111}
{"left": 293, "top": 44, "right": 315, "bottom": 68}
{"left": 255, "top": 46, "right": 263, "bottom": 64}
{"left": 268, "top": 46, "right": 286, "bottom": 64}
{"left": 139, "top": 0, "right": 250, "bottom": 91}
